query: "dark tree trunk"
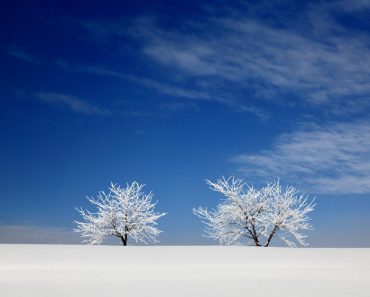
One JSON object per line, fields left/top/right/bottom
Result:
{"left": 264, "top": 226, "right": 278, "bottom": 247}
{"left": 254, "top": 239, "right": 261, "bottom": 246}
{"left": 251, "top": 223, "right": 261, "bottom": 246}
{"left": 120, "top": 234, "right": 128, "bottom": 246}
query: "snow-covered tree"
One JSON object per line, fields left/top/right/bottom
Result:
{"left": 193, "top": 177, "right": 315, "bottom": 247}
{"left": 75, "top": 182, "right": 166, "bottom": 245}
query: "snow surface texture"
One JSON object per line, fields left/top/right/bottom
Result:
{"left": 0, "top": 245, "right": 369, "bottom": 297}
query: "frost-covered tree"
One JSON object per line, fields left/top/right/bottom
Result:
{"left": 193, "top": 177, "right": 315, "bottom": 247}
{"left": 75, "top": 182, "right": 166, "bottom": 246}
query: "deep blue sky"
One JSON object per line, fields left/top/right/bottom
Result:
{"left": 1, "top": 0, "right": 370, "bottom": 246}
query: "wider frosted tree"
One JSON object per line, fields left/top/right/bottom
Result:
{"left": 193, "top": 177, "right": 315, "bottom": 247}
{"left": 75, "top": 182, "right": 166, "bottom": 245}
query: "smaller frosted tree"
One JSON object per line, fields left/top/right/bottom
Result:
{"left": 193, "top": 177, "right": 315, "bottom": 247}
{"left": 75, "top": 182, "right": 166, "bottom": 246}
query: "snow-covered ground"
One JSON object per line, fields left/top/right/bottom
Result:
{"left": 0, "top": 245, "right": 369, "bottom": 297}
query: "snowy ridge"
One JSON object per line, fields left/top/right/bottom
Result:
{"left": 0, "top": 245, "right": 369, "bottom": 297}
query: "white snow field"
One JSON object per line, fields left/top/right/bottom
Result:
{"left": 0, "top": 245, "right": 369, "bottom": 297}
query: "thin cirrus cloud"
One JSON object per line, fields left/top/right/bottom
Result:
{"left": 7, "top": 46, "right": 43, "bottom": 65}
{"left": 69, "top": 1, "right": 370, "bottom": 118}
{"left": 33, "top": 92, "right": 109, "bottom": 116}
{"left": 9, "top": 1, "right": 370, "bottom": 121}
{"left": 233, "top": 121, "right": 370, "bottom": 194}
{"left": 160, "top": 101, "right": 200, "bottom": 112}
{"left": 55, "top": 60, "right": 269, "bottom": 120}
{"left": 55, "top": 60, "right": 213, "bottom": 101}
{"left": 125, "top": 1, "right": 370, "bottom": 116}
{"left": 336, "top": 0, "right": 370, "bottom": 11}
{"left": 0, "top": 225, "right": 80, "bottom": 244}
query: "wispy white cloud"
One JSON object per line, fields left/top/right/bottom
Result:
{"left": 55, "top": 60, "right": 216, "bottom": 101}
{"left": 85, "top": 66, "right": 213, "bottom": 101}
{"left": 160, "top": 101, "right": 199, "bottom": 112}
{"left": 7, "top": 46, "right": 42, "bottom": 64}
{"left": 239, "top": 105, "right": 270, "bottom": 121}
{"left": 0, "top": 225, "right": 80, "bottom": 244}
{"left": 53, "top": 1, "right": 370, "bottom": 120}
{"left": 55, "top": 60, "right": 272, "bottom": 119}
{"left": 34, "top": 92, "right": 109, "bottom": 116}
{"left": 233, "top": 121, "right": 370, "bottom": 194}
{"left": 335, "top": 0, "right": 370, "bottom": 11}
{"left": 125, "top": 2, "right": 370, "bottom": 116}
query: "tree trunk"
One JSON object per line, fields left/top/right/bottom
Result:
{"left": 264, "top": 226, "right": 278, "bottom": 247}
{"left": 120, "top": 234, "right": 128, "bottom": 246}
{"left": 254, "top": 239, "right": 261, "bottom": 247}
{"left": 251, "top": 223, "right": 261, "bottom": 246}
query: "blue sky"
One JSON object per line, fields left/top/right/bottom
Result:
{"left": 1, "top": 0, "right": 370, "bottom": 246}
